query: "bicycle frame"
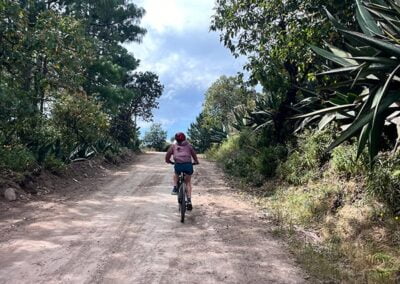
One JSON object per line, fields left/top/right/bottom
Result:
{"left": 168, "top": 161, "right": 197, "bottom": 223}
{"left": 177, "top": 172, "right": 187, "bottom": 223}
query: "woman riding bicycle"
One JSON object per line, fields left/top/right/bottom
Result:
{"left": 165, "top": 132, "right": 199, "bottom": 211}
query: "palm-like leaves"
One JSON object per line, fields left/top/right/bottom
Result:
{"left": 231, "top": 93, "right": 280, "bottom": 132}
{"left": 300, "top": 0, "right": 400, "bottom": 162}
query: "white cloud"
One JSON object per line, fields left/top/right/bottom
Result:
{"left": 128, "top": 1, "right": 246, "bottom": 136}
{"left": 125, "top": 0, "right": 244, "bottom": 91}
{"left": 136, "top": 119, "right": 153, "bottom": 130}
{"left": 159, "top": 118, "right": 177, "bottom": 128}
{"left": 137, "top": 117, "right": 177, "bottom": 131}
{"left": 161, "top": 88, "right": 177, "bottom": 100}
{"left": 136, "top": 0, "right": 214, "bottom": 33}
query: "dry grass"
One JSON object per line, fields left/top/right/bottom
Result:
{"left": 240, "top": 177, "right": 400, "bottom": 283}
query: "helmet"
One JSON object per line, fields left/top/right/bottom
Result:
{"left": 175, "top": 132, "right": 186, "bottom": 143}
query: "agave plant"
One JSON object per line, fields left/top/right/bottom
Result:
{"left": 230, "top": 93, "right": 281, "bottom": 132}
{"left": 296, "top": 0, "right": 400, "bottom": 162}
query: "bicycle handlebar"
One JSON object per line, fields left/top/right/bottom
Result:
{"left": 168, "top": 161, "right": 199, "bottom": 165}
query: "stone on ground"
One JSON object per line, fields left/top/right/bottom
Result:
{"left": 4, "top": 188, "right": 17, "bottom": 201}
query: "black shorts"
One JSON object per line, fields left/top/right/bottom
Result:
{"left": 174, "top": 163, "right": 194, "bottom": 175}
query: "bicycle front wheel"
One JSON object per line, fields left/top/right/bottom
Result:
{"left": 179, "top": 183, "right": 186, "bottom": 223}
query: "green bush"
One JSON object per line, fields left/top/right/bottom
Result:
{"left": 43, "top": 154, "right": 66, "bottom": 175}
{"left": 205, "top": 135, "right": 259, "bottom": 184}
{"left": 278, "top": 129, "right": 334, "bottom": 185}
{"left": 267, "top": 182, "right": 340, "bottom": 225}
{"left": 0, "top": 145, "right": 36, "bottom": 172}
{"left": 330, "top": 143, "right": 368, "bottom": 178}
{"left": 255, "top": 145, "right": 287, "bottom": 178}
{"left": 52, "top": 92, "right": 109, "bottom": 158}
{"left": 367, "top": 153, "right": 400, "bottom": 213}
{"left": 205, "top": 130, "right": 287, "bottom": 185}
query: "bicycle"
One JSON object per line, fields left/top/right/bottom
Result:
{"left": 176, "top": 170, "right": 187, "bottom": 223}
{"left": 169, "top": 162, "right": 197, "bottom": 223}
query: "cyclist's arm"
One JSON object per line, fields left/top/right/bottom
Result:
{"left": 190, "top": 147, "right": 199, "bottom": 164}
{"left": 165, "top": 145, "right": 174, "bottom": 163}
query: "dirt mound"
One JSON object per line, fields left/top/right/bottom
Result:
{"left": 0, "top": 151, "right": 136, "bottom": 211}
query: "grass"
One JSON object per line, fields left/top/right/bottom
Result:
{"left": 226, "top": 175, "right": 400, "bottom": 283}
{"left": 209, "top": 129, "right": 400, "bottom": 282}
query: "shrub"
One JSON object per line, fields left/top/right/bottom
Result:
{"left": 367, "top": 153, "right": 400, "bottom": 213}
{"left": 0, "top": 145, "right": 36, "bottom": 172}
{"left": 255, "top": 145, "right": 287, "bottom": 178}
{"left": 52, "top": 92, "right": 109, "bottom": 158}
{"left": 43, "top": 154, "right": 66, "bottom": 175}
{"left": 330, "top": 143, "right": 368, "bottom": 178}
{"left": 205, "top": 130, "right": 287, "bottom": 185}
{"left": 267, "top": 182, "right": 340, "bottom": 225}
{"left": 278, "top": 129, "right": 334, "bottom": 185}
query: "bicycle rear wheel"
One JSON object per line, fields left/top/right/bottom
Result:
{"left": 179, "top": 183, "right": 186, "bottom": 223}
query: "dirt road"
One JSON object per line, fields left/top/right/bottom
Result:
{"left": 0, "top": 152, "right": 306, "bottom": 283}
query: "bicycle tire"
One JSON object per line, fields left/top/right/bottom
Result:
{"left": 177, "top": 182, "right": 182, "bottom": 206}
{"left": 180, "top": 183, "right": 186, "bottom": 223}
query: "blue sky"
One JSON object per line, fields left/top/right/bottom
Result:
{"left": 125, "top": 0, "right": 245, "bottom": 139}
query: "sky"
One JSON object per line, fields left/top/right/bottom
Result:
{"left": 125, "top": 0, "right": 245, "bottom": 139}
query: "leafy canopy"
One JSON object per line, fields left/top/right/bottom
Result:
{"left": 143, "top": 123, "right": 168, "bottom": 151}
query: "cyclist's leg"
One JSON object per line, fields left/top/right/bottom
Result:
{"left": 171, "top": 168, "right": 179, "bottom": 195}
{"left": 184, "top": 174, "right": 193, "bottom": 210}
{"left": 173, "top": 173, "right": 178, "bottom": 187}
{"left": 184, "top": 174, "right": 192, "bottom": 198}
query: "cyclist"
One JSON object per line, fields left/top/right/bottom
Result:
{"left": 165, "top": 132, "right": 199, "bottom": 211}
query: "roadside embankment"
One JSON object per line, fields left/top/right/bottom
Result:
{"left": 207, "top": 130, "right": 400, "bottom": 283}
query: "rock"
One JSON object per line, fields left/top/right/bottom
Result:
{"left": 4, "top": 188, "right": 17, "bottom": 201}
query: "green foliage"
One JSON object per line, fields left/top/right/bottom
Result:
{"left": 0, "top": 1, "right": 162, "bottom": 172}
{"left": 142, "top": 123, "right": 167, "bottom": 151}
{"left": 278, "top": 129, "right": 334, "bottom": 185}
{"left": 367, "top": 153, "right": 400, "bottom": 212}
{"left": 206, "top": 130, "right": 287, "bottom": 185}
{"left": 210, "top": 1, "right": 354, "bottom": 147}
{"left": 189, "top": 75, "right": 256, "bottom": 151}
{"left": 0, "top": 145, "right": 36, "bottom": 172}
{"left": 256, "top": 146, "right": 288, "bottom": 178}
{"left": 206, "top": 135, "right": 262, "bottom": 184}
{"left": 110, "top": 72, "right": 163, "bottom": 148}
{"left": 299, "top": 0, "right": 400, "bottom": 162}
{"left": 211, "top": 0, "right": 355, "bottom": 87}
{"left": 187, "top": 113, "right": 212, "bottom": 153}
{"left": 43, "top": 154, "right": 65, "bottom": 175}
{"left": 202, "top": 75, "right": 255, "bottom": 130}
{"left": 52, "top": 92, "right": 109, "bottom": 157}
{"left": 330, "top": 143, "right": 368, "bottom": 178}
{"left": 269, "top": 183, "right": 341, "bottom": 224}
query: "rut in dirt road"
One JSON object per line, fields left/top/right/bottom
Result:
{"left": 0, "top": 152, "right": 307, "bottom": 284}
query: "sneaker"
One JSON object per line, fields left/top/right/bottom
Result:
{"left": 171, "top": 186, "right": 178, "bottom": 195}
{"left": 186, "top": 201, "right": 192, "bottom": 211}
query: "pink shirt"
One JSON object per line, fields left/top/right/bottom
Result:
{"left": 165, "top": 141, "right": 199, "bottom": 164}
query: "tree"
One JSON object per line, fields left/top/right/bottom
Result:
{"left": 125, "top": 72, "right": 164, "bottom": 122}
{"left": 54, "top": 1, "right": 147, "bottom": 116}
{"left": 143, "top": 123, "right": 167, "bottom": 151}
{"left": 203, "top": 75, "right": 255, "bottom": 130}
{"left": 210, "top": 1, "right": 356, "bottom": 143}
{"left": 187, "top": 113, "right": 212, "bottom": 153}
{"left": 110, "top": 71, "right": 163, "bottom": 148}
{"left": 52, "top": 92, "right": 109, "bottom": 158}
{"left": 0, "top": 1, "right": 162, "bottom": 170}
{"left": 211, "top": 0, "right": 355, "bottom": 89}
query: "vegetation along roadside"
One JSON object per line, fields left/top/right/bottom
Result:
{"left": 0, "top": 1, "right": 163, "bottom": 195}
{"left": 186, "top": 0, "right": 400, "bottom": 282}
